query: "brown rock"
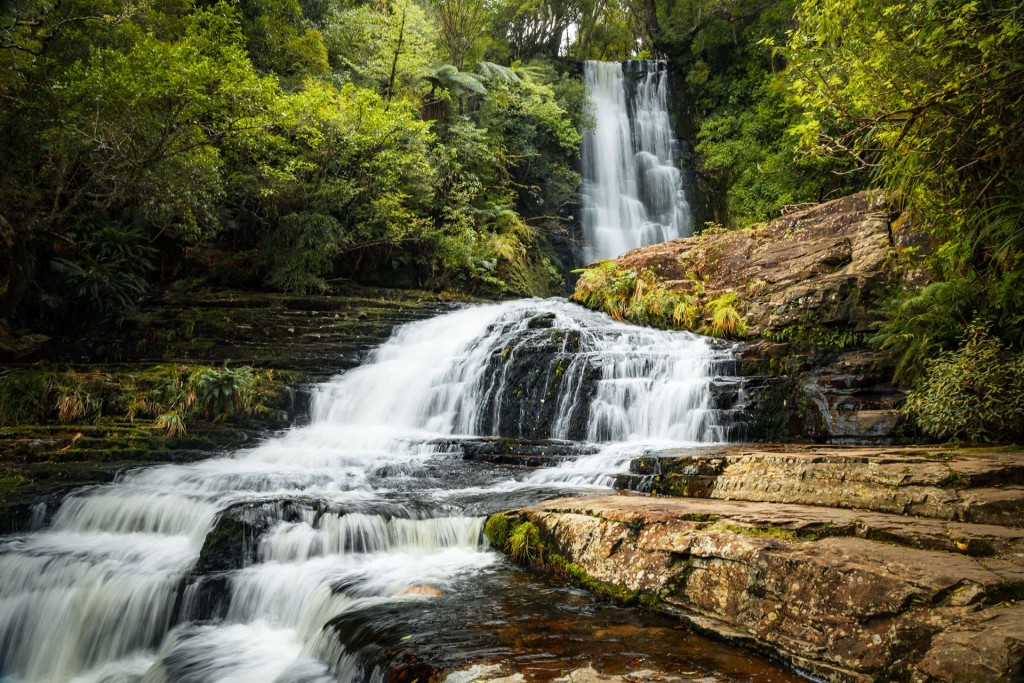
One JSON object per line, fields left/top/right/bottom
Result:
{"left": 600, "top": 192, "right": 896, "bottom": 337}
{"left": 510, "top": 493, "right": 1024, "bottom": 683}
{"left": 626, "top": 444, "right": 1024, "bottom": 524}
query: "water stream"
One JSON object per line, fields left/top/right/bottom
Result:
{"left": 580, "top": 60, "right": 692, "bottom": 262}
{"left": 0, "top": 299, "right": 804, "bottom": 683}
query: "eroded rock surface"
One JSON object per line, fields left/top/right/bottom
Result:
{"left": 573, "top": 193, "right": 918, "bottom": 443}
{"left": 502, "top": 474, "right": 1024, "bottom": 683}
{"left": 619, "top": 444, "right": 1024, "bottom": 525}
{"left": 606, "top": 192, "right": 897, "bottom": 338}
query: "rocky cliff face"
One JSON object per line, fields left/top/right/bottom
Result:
{"left": 573, "top": 192, "right": 917, "bottom": 443}
{"left": 610, "top": 192, "right": 896, "bottom": 337}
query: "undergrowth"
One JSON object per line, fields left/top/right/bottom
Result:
{"left": 572, "top": 261, "right": 748, "bottom": 339}
{"left": 903, "top": 324, "right": 1024, "bottom": 443}
{"left": 0, "top": 364, "right": 279, "bottom": 435}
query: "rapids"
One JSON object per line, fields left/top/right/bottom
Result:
{"left": 0, "top": 298, "right": 809, "bottom": 683}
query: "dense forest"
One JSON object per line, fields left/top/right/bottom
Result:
{"left": 1, "top": 0, "right": 1022, "bottom": 435}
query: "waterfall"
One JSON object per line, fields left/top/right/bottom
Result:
{"left": 580, "top": 60, "right": 692, "bottom": 262}
{"left": 0, "top": 300, "right": 743, "bottom": 683}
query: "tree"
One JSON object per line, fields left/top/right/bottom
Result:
{"left": 786, "top": 0, "right": 1024, "bottom": 365}
{"left": 427, "top": 0, "right": 488, "bottom": 69}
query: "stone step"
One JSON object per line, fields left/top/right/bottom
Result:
{"left": 505, "top": 494, "right": 1024, "bottom": 683}
{"left": 617, "top": 444, "right": 1024, "bottom": 526}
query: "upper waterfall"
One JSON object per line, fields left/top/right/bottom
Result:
{"left": 580, "top": 60, "right": 692, "bottom": 262}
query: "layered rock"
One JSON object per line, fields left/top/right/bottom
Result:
{"left": 604, "top": 192, "right": 897, "bottom": 337}
{"left": 0, "top": 286, "right": 456, "bottom": 531}
{"left": 502, "top": 495, "right": 1024, "bottom": 682}
{"left": 491, "top": 445, "right": 1024, "bottom": 683}
{"left": 618, "top": 444, "right": 1024, "bottom": 525}
{"left": 572, "top": 192, "right": 916, "bottom": 442}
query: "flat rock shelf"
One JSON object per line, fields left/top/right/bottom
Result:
{"left": 494, "top": 445, "right": 1024, "bottom": 683}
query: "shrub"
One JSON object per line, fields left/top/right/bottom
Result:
{"left": 261, "top": 213, "right": 347, "bottom": 294}
{"left": 50, "top": 226, "right": 156, "bottom": 319}
{"left": 705, "top": 292, "right": 748, "bottom": 338}
{"left": 189, "top": 365, "right": 261, "bottom": 419}
{"left": 573, "top": 260, "right": 638, "bottom": 320}
{"left": 903, "top": 325, "right": 1024, "bottom": 443}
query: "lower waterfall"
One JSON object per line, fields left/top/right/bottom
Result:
{"left": 0, "top": 299, "right": 750, "bottom": 683}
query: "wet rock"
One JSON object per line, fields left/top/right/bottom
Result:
{"left": 573, "top": 192, "right": 916, "bottom": 443}
{"left": 180, "top": 574, "right": 232, "bottom": 622}
{"left": 507, "top": 491, "right": 1024, "bottom": 683}
{"left": 443, "top": 666, "right": 713, "bottom": 683}
{"left": 473, "top": 325, "right": 598, "bottom": 440}
{"left": 195, "top": 500, "right": 300, "bottom": 572}
{"left": 443, "top": 437, "right": 599, "bottom": 468}
{"left": 0, "top": 333, "right": 49, "bottom": 361}
{"left": 620, "top": 444, "right": 1024, "bottom": 523}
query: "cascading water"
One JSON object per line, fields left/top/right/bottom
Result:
{"left": 0, "top": 300, "right": 768, "bottom": 683}
{"left": 580, "top": 60, "right": 692, "bottom": 262}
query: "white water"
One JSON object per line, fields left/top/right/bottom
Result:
{"left": 0, "top": 299, "right": 738, "bottom": 682}
{"left": 580, "top": 60, "right": 692, "bottom": 262}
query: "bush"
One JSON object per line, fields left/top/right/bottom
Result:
{"left": 261, "top": 213, "right": 347, "bottom": 294}
{"left": 903, "top": 325, "right": 1024, "bottom": 443}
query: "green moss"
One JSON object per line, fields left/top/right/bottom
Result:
{"left": 679, "top": 512, "right": 721, "bottom": 523}
{"left": 484, "top": 513, "right": 514, "bottom": 550}
{"left": 0, "top": 473, "right": 32, "bottom": 490}
{"left": 547, "top": 552, "right": 657, "bottom": 609}
{"left": 661, "top": 556, "right": 696, "bottom": 600}
{"left": 488, "top": 515, "right": 658, "bottom": 610}
{"left": 944, "top": 472, "right": 971, "bottom": 488}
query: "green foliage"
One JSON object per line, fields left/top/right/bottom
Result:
{"left": 786, "top": 0, "right": 1024, "bottom": 377}
{"left": 871, "top": 278, "right": 980, "bottom": 384}
{"left": 0, "top": 0, "right": 584, "bottom": 328}
{"left": 573, "top": 262, "right": 748, "bottom": 339}
{"left": 645, "top": 0, "right": 860, "bottom": 227}
{"left": 903, "top": 325, "right": 1024, "bottom": 444}
{"left": 705, "top": 292, "right": 748, "bottom": 338}
{"left": 189, "top": 365, "right": 263, "bottom": 419}
{"left": 319, "top": 0, "right": 437, "bottom": 97}
{"left": 50, "top": 227, "right": 156, "bottom": 318}
{"left": 508, "top": 520, "right": 542, "bottom": 564}
{"left": 766, "top": 325, "right": 864, "bottom": 350}
{"left": 0, "top": 364, "right": 275, "bottom": 433}
{"left": 261, "top": 213, "right": 346, "bottom": 294}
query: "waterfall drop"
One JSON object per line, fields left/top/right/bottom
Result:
{"left": 580, "top": 60, "right": 692, "bottom": 262}
{"left": 0, "top": 300, "right": 748, "bottom": 682}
